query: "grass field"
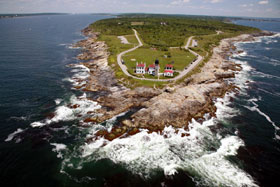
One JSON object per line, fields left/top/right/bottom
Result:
{"left": 98, "top": 34, "right": 134, "bottom": 54}
{"left": 124, "top": 34, "right": 138, "bottom": 45}
{"left": 122, "top": 47, "right": 196, "bottom": 74}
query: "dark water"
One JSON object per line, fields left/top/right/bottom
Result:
{"left": 0, "top": 14, "right": 113, "bottom": 186}
{"left": 231, "top": 19, "right": 280, "bottom": 186}
{"left": 0, "top": 16, "right": 280, "bottom": 186}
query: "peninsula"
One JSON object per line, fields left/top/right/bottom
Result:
{"left": 71, "top": 15, "right": 272, "bottom": 140}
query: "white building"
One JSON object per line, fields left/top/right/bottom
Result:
{"left": 163, "top": 64, "right": 174, "bottom": 77}
{"left": 135, "top": 62, "right": 146, "bottom": 74}
{"left": 147, "top": 64, "right": 156, "bottom": 75}
{"left": 164, "top": 70, "right": 174, "bottom": 77}
{"left": 192, "top": 39, "right": 198, "bottom": 47}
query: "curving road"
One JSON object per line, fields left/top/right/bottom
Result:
{"left": 116, "top": 30, "right": 203, "bottom": 82}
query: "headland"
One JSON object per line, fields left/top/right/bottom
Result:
{"left": 69, "top": 15, "right": 273, "bottom": 141}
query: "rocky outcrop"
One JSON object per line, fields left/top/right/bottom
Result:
{"left": 126, "top": 82, "right": 235, "bottom": 130}
{"left": 215, "top": 72, "right": 235, "bottom": 79}
{"left": 91, "top": 87, "right": 161, "bottom": 123}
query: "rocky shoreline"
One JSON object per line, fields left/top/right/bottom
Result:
{"left": 70, "top": 27, "right": 273, "bottom": 141}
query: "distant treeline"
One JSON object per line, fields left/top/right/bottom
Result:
{"left": 0, "top": 13, "right": 68, "bottom": 19}
{"left": 90, "top": 15, "right": 260, "bottom": 48}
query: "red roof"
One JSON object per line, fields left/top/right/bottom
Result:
{"left": 164, "top": 70, "right": 174, "bottom": 73}
{"left": 149, "top": 64, "right": 156, "bottom": 68}
{"left": 136, "top": 63, "right": 145, "bottom": 67}
{"left": 165, "top": 64, "right": 173, "bottom": 68}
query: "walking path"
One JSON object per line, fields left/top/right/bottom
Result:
{"left": 116, "top": 29, "right": 203, "bottom": 82}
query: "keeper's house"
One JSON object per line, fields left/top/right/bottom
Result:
{"left": 135, "top": 62, "right": 146, "bottom": 74}
{"left": 163, "top": 64, "right": 174, "bottom": 77}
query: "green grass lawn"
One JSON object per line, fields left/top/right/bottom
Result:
{"left": 124, "top": 34, "right": 138, "bottom": 44}
{"left": 98, "top": 34, "right": 134, "bottom": 54}
{"left": 122, "top": 47, "right": 196, "bottom": 74}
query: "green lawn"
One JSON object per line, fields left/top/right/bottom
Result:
{"left": 124, "top": 34, "right": 138, "bottom": 44}
{"left": 122, "top": 47, "right": 196, "bottom": 74}
{"left": 98, "top": 35, "right": 134, "bottom": 54}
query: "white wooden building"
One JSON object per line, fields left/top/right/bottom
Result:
{"left": 135, "top": 62, "right": 146, "bottom": 74}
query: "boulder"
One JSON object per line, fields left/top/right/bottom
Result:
{"left": 215, "top": 72, "right": 235, "bottom": 79}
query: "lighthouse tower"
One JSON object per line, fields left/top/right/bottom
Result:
{"left": 155, "top": 59, "right": 160, "bottom": 76}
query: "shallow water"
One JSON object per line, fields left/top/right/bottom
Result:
{"left": 1, "top": 16, "right": 280, "bottom": 186}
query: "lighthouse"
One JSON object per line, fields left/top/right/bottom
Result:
{"left": 155, "top": 59, "right": 160, "bottom": 76}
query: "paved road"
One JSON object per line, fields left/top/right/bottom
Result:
{"left": 116, "top": 30, "right": 203, "bottom": 82}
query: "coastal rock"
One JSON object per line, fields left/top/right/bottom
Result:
{"left": 215, "top": 72, "right": 235, "bottom": 79}
{"left": 122, "top": 119, "right": 134, "bottom": 127}
{"left": 129, "top": 82, "right": 228, "bottom": 129}
{"left": 164, "top": 86, "right": 175, "bottom": 93}
{"left": 94, "top": 87, "right": 161, "bottom": 122}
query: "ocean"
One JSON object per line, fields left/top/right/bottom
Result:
{"left": 0, "top": 15, "right": 279, "bottom": 186}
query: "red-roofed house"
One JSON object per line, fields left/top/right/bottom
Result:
{"left": 164, "top": 64, "right": 174, "bottom": 77}
{"left": 165, "top": 64, "right": 173, "bottom": 70}
{"left": 135, "top": 62, "right": 146, "bottom": 74}
{"left": 147, "top": 64, "right": 156, "bottom": 75}
{"left": 164, "top": 70, "right": 174, "bottom": 77}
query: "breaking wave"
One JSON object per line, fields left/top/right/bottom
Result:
{"left": 30, "top": 93, "right": 101, "bottom": 128}
{"left": 58, "top": 115, "right": 257, "bottom": 186}
{"left": 244, "top": 98, "right": 280, "bottom": 140}
{"left": 257, "top": 88, "right": 280, "bottom": 97}
{"left": 51, "top": 143, "right": 67, "bottom": 158}
{"left": 5, "top": 128, "right": 26, "bottom": 143}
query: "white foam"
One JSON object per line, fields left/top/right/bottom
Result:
{"left": 74, "top": 118, "right": 257, "bottom": 186}
{"left": 252, "top": 71, "right": 280, "bottom": 80}
{"left": 31, "top": 121, "right": 46, "bottom": 128}
{"left": 5, "top": 128, "right": 25, "bottom": 142}
{"left": 264, "top": 32, "right": 280, "bottom": 39}
{"left": 257, "top": 57, "right": 280, "bottom": 67}
{"left": 69, "top": 46, "right": 81, "bottom": 49}
{"left": 235, "top": 33, "right": 279, "bottom": 47}
{"left": 227, "top": 59, "right": 253, "bottom": 95}
{"left": 56, "top": 76, "right": 258, "bottom": 186}
{"left": 55, "top": 98, "right": 63, "bottom": 105}
{"left": 237, "top": 51, "right": 247, "bottom": 57}
{"left": 9, "top": 116, "right": 27, "bottom": 121}
{"left": 51, "top": 143, "right": 67, "bottom": 158}
{"left": 265, "top": 39, "right": 277, "bottom": 44}
{"left": 258, "top": 88, "right": 280, "bottom": 97}
{"left": 52, "top": 106, "right": 75, "bottom": 122}
{"left": 72, "top": 64, "right": 90, "bottom": 72}
{"left": 30, "top": 94, "right": 101, "bottom": 128}
{"left": 215, "top": 92, "right": 239, "bottom": 120}
{"left": 238, "top": 37, "right": 262, "bottom": 44}
{"left": 65, "top": 64, "right": 91, "bottom": 88}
